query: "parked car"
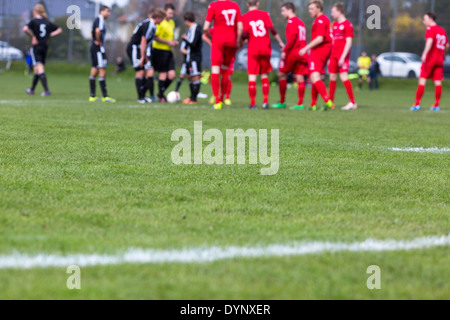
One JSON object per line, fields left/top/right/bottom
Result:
{"left": 444, "top": 55, "right": 450, "bottom": 79}
{"left": 235, "top": 46, "right": 282, "bottom": 71}
{"left": 377, "top": 52, "right": 422, "bottom": 78}
{"left": 0, "top": 41, "right": 24, "bottom": 61}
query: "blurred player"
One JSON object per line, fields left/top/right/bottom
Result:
{"left": 127, "top": 9, "right": 164, "bottom": 103}
{"left": 412, "top": 11, "right": 449, "bottom": 112}
{"left": 204, "top": 0, "right": 243, "bottom": 110}
{"left": 271, "top": 2, "right": 307, "bottom": 110}
{"left": 180, "top": 12, "right": 203, "bottom": 105}
{"left": 357, "top": 51, "right": 371, "bottom": 90}
{"left": 175, "top": 39, "right": 189, "bottom": 94}
{"left": 242, "top": 0, "right": 284, "bottom": 110}
{"left": 299, "top": 0, "right": 333, "bottom": 111}
{"left": 152, "top": 4, "right": 179, "bottom": 102}
{"left": 24, "top": 4, "right": 62, "bottom": 96}
{"left": 329, "top": 2, "right": 357, "bottom": 111}
{"left": 89, "top": 5, "right": 116, "bottom": 103}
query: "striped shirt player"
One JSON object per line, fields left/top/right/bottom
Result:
{"left": 89, "top": 5, "right": 115, "bottom": 102}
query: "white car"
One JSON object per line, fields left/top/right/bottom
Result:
{"left": 0, "top": 41, "right": 24, "bottom": 61}
{"left": 377, "top": 52, "right": 422, "bottom": 78}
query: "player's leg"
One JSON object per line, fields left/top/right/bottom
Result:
{"left": 166, "top": 53, "right": 176, "bottom": 92}
{"left": 98, "top": 67, "right": 115, "bottom": 103}
{"left": 135, "top": 69, "right": 147, "bottom": 103}
{"left": 311, "top": 71, "right": 332, "bottom": 111}
{"left": 328, "top": 57, "right": 339, "bottom": 105}
{"left": 210, "top": 43, "right": 224, "bottom": 109}
{"left": 310, "top": 52, "right": 333, "bottom": 111}
{"left": 261, "top": 74, "right": 270, "bottom": 110}
{"left": 145, "top": 67, "right": 155, "bottom": 102}
{"left": 340, "top": 72, "right": 357, "bottom": 110}
{"left": 290, "top": 74, "right": 305, "bottom": 110}
{"left": 26, "top": 49, "right": 42, "bottom": 95}
{"left": 220, "top": 47, "right": 235, "bottom": 105}
{"left": 89, "top": 67, "right": 98, "bottom": 101}
{"left": 412, "top": 77, "right": 427, "bottom": 111}
{"left": 224, "top": 60, "right": 235, "bottom": 106}
{"left": 248, "top": 74, "right": 258, "bottom": 109}
{"left": 176, "top": 63, "right": 187, "bottom": 92}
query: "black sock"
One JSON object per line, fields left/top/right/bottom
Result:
{"left": 31, "top": 74, "right": 40, "bottom": 91}
{"left": 90, "top": 76, "right": 96, "bottom": 97}
{"left": 191, "top": 81, "right": 201, "bottom": 102}
{"left": 175, "top": 78, "right": 184, "bottom": 92}
{"left": 165, "top": 78, "right": 173, "bottom": 91}
{"left": 99, "top": 77, "right": 108, "bottom": 97}
{"left": 158, "top": 79, "right": 167, "bottom": 98}
{"left": 39, "top": 73, "right": 49, "bottom": 92}
{"left": 135, "top": 78, "right": 146, "bottom": 100}
{"left": 146, "top": 77, "right": 154, "bottom": 97}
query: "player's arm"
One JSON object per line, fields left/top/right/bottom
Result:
{"left": 202, "top": 33, "right": 212, "bottom": 47}
{"left": 50, "top": 27, "right": 63, "bottom": 38}
{"left": 153, "top": 35, "right": 178, "bottom": 47}
{"left": 270, "top": 27, "right": 284, "bottom": 49}
{"left": 339, "top": 37, "right": 352, "bottom": 66}
{"left": 283, "top": 27, "right": 297, "bottom": 58}
{"left": 95, "top": 28, "right": 102, "bottom": 46}
{"left": 23, "top": 25, "right": 38, "bottom": 46}
{"left": 236, "top": 21, "right": 243, "bottom": 49}
{"left": 446, "top": 42, "right": 450, "bottom": 54}
{"left": 300, "top": 36, "right": 323, "bottom": 56}
{"left": 140, "top": 35, "right": 147, "bottom": 66}
{"left": 421, "top": 38, "right": 434, "bottom": 63}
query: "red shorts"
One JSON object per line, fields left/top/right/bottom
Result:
{"left": 309, "top": 45, "right": 332, "bottom": 74}
{"left": 420, "top": 62, "right": 444, "bottom": 81}
{"left": 247, "top": 54, "right": 272, "bottom": 75}
{"left": 328, "top": 55, "right": 350, "bottom": 74}
{"left": 211, "top": 43, "right": 236, "bottom": 68}
{"left": 279, "top": 53, "right": 309, "bottom": 75}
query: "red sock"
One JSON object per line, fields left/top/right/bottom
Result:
{"left": 329, "top": 80, "right": 337, "bottom": 102}
{"left": 343, "top": 80, "right": 355, "bottom": 104}
{"left": 314, "top": 80, "right": 330, "bottom": 103}
{"left": 220, "top": 70, "right": 229, "bottom": 102}
{"left": 297, "top": 81, "right": 305, "bottom": 105}
{"left": 311, "top": 85, "right": 318, "bottom": 106}
{"left": 248, "top": 81, "right": 257, "bottom": 106}
{"left": 279, "top": 79, "right": 287, "bottom": 104}
{"left": 226, "top": 79, "right": 232, "bottom": 99}
{"left": 262, "top": 78, "right": 270, "bottom": 104}
{"left": 415, "top": 84, "right": 425, "bottom": 106}
{"left": 211, "top": 73, "right": 220, "bottom": 104}
{"left": 435, "top": 85, "right": 442, "bottom": 107}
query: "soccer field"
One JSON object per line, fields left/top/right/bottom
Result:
{"left": 0, "top": 65, "right": 449, "bottom": 299}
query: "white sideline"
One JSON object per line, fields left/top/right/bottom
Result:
{"left": 0, "top": 235, "right": 449, "bottom": 269}
{"left": 389, "top": 147, "right": 450, "bottom": 154}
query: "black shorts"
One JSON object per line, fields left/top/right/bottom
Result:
{"left": 90, "top": 44, "right": 107, "bottom": 68}
{"left": 151, "top": 48, "right": 175, "bottom": 73}
{"left": 186, "top": 59, "right": 202, "bottom": 77}
{"left": 30, "top": 44, "right": 48, "bottom": 65}
{"left": 127, "top": 43, "right": 145, "bottom": 71}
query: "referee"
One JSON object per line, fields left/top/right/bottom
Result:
{"left": 152, "top": 3, "right": 179, "bottom": 102}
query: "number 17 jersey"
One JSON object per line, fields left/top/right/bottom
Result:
{"left": 205, "top": 0, "right": 242, "bottom": 47}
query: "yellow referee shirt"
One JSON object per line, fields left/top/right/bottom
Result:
{"left": 153, "top": 19, "right": 175, "bottom": 51}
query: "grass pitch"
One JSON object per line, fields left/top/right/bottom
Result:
{"left": 0, "top": 64, "right": 448, "bottom": 299}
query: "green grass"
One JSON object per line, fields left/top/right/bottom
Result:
{"left": 0, "top": 64, "right": 449, "bottom": 299}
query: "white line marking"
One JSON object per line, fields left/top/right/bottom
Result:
{"left": 389, "top": 147, "right": 450, "bottom": 154}
{"left": 0, "top": 235, "right": 449, "bottom": 269}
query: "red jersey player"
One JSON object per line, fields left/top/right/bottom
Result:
{"left": 203, "top": 27, "right": 236, "bottom": 106}
{"left": 299, "top": 0, "right": 333, "bottom": 111}
{"left": 204, "top": 0, "right": 243, "bottom": 110}
{"left": 271, "top": 2, "right": 308, "bottom": 110}
{"left": 329, "top": 2, "right": 357, "bottom": 111}
{"left": 412, "top": 11, "right": 449, "bottom": 112}
{"left": 241, "top": 0, "right": 284, "bottom": 110}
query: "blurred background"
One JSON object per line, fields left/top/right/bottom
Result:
{"left": 0, "top": 0, "right": 449, "bottom": 77}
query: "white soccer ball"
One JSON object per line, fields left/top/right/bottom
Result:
{"left": 167, "top": 91, "right": 181, "bottom": 103}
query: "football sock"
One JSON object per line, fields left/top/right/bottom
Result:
{"left": 175, "top": 77, "right": 184, "bottom": 92}
{"left": 146, "top": 77, "right": 154, "bottom": 97}
{"left": 311, "top": 84, "right": 318, "bottom": 106}
{"left": 135, "top": 77, "right": 145, "bottom": 100}
{"left": 297, "top": 81, "right": 306, "bottom": 105}
{"left": 39, "top": 73, "right": 49, "bottom": 92}
{"left": 435, "top": 85, "right": 442, "bottom": 107}
{"left": 343, "top": 80, "right": 355, "bottom": 104}
{"left": 415, "top": 84, "right": 425, "bottom": 106}
{"left": 191, "top": 80, "right": 201, "bottom": 102}
{"left": 165, "top": 78, "right": 173, "bottom": 92}
{"left": 248, "top": 81, "right": 257, "bottom": 106}
{"left": 220, "top": 70, "right": 229, "bottom": 102}
{"left": 262, "top": 78, "right": 270, "bottom": 104}
{"left": 226, "top": 79, "right": 232, "bottom": 99}
{"left": 99, "top": 77, "right": 108, "bottom": 97}
{"left": 158, "top": 79, "right": 167, "bottom": 98}
{"left": 329, "top": 80, "right": 337, "bottom": 102}
{"left": 279, "top": 79, "right": 287, "bottom": 104}
{"left": 31, "top": 74, "right": 40, "bottom": 91}
{"left": 211, "top": 73, "right": 220, "bottom": 104}
{"left": 314, "top": 80, "right": 331, "bottom": 103}
{"left": 89, "top": 76, "right": 96, "bottom": 97}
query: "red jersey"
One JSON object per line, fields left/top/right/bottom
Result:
{"left": 331, "top": 19, "right": 354, "bottom": 58}
{"left": 242, "top": 10, "right": 274, "bottom": 56}
{"left": 205, "top": 0, "right": 242, "bottom": 47}
{"left": 425, "top": 25, "right": 448, "bottom": 64}
{"left": 284, "top": 17, "right": 307, "bottom": 55}
{"left": 311, "top": 14, "right": 332, "bottom": 51}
